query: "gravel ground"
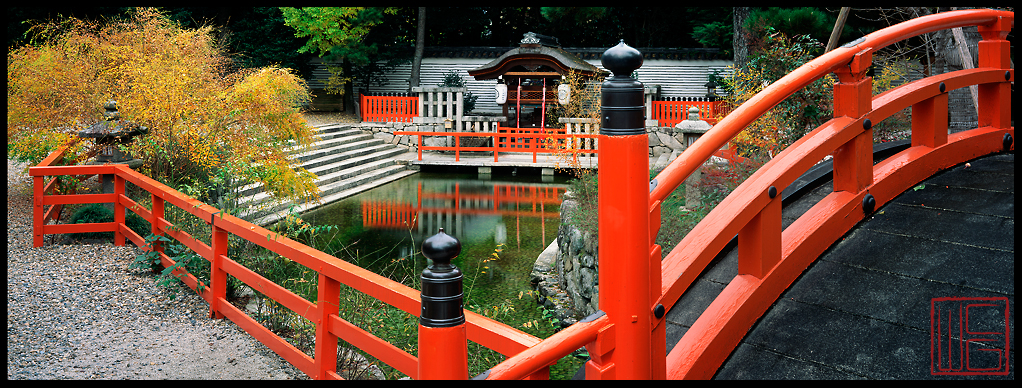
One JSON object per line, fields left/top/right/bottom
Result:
{"left": 6, "top": 163, "right": 313, "bottom": 380}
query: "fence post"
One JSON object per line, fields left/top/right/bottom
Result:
{"left": 209, "top": 217, "right": 228, "bottom": 319}
{"left": 151, "top": 194, "right": 165, "bottom": 257}
{"left": 33, "top": 176, "right": 45, "bottom": 247}
{"left": 592, "top": 40, "right": 659, "bottom": 380}
{"left": 113, "top": 173, "right": 125, "bottom": 246}
{"left": 314, "top": 272, "right": 341, "bottom": 379}
{"left": 418, "top": 228, "right": 468, "bottom": 380}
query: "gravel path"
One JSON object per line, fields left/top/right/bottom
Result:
{"left": 6, "top": 159, "right": 308, "bottom": 379}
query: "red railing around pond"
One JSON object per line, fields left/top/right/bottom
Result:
{"left": 393, "top": 126, "right": 599, "bottom": 164}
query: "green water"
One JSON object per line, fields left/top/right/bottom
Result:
{"left": 298, "top": 171, "right": 585, "bottom": 379}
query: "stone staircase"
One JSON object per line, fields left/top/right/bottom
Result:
{"left": 236, "top": 123, "right": 417, "bottom": 226}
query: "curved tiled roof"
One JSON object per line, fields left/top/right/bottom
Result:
{"left": 466, "top": 45, "right": 606, "bottom": 80}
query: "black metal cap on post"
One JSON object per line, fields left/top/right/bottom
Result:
{"left": 600, "top": 40, "right": 645, "bottom": 136}
{"left": 420, "top": 228, "right": 465, "bottom": 328}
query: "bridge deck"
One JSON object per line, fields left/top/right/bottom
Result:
{"left": 665, "top": 152, "right": 1014, "bottom": 379}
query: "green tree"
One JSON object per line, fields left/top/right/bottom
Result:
{"left": 281, "top": 7, "right": 410, "bottom": 112}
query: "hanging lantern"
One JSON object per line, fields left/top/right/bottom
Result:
{"left": 557, "top": 83, "right": 571, "bottom": 105}
{"left": 495, "top": 81, "right": 508, "bottom": 105}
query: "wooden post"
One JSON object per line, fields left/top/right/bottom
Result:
{"left": 209, "top": 216, "right": 228, "bottom": 320}
{"left": 113, "top": 173, "right": 125, "bottom": 246}
{"left": 832, "top": 51, "right": 874, "bottom": 194}
{"left": 33, "top": 176, "right": 45, "bottom": 247}
{"left": 593, "top": 40, "right": 656, "bottom": 380}
{"left": 314, "top": 273, "right": 341, "bottom": 379}
{"left": 418, "top": 228, "right": 468, "bottom": 380}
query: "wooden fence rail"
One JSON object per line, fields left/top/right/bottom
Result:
{"left": 28, "top": 148, "right": 546, "bottom": 380}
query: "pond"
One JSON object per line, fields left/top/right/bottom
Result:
{"left": 297, "top": 170, "right": 586, "bottom": 379}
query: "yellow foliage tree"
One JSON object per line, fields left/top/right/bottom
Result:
{"left": 7, "top": 8, "right": 319, "bottom": 206}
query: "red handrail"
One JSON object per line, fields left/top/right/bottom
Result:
{"left": 28, "top": 155, "right": 546, "bottom": 379}
{"left": 647, "top": 9, "right": 1012, "bottom": 378}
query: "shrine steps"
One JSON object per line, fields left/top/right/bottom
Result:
{"left": 235, "top": 123, "right": 417, "bottom": 226}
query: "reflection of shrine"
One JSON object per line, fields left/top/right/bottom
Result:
{"left": 361, "top": 182, "right": 565, "bottom": 247}
{"left": 468, "top": 32, "right": 606, "bottom": 129}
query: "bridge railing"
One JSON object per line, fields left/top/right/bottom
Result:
{"left": 646, "top": 9, "right": 1013, "bottom": 378}
{"left": 28, "top": 148, "right": 549, "bottom": 380}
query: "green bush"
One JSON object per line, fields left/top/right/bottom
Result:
{"left": 69, "top": 203, "right": 151, "bottom": 240}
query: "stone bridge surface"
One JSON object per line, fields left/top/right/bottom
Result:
{"left": 663, "top": 152, "right": 1014, "bottom": 379}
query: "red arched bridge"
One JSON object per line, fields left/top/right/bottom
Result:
{"left": 29, "top": 9, "right": 1012, "bottom": 379}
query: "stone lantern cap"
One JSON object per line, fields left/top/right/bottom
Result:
{"left": 78, "top": 100, "right": 147, "bottom": 143}
{"left": 674, "top": 106, "right": 711, "bottom": 134}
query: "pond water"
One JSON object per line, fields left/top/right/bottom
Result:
{"left": 298, "top": 170, "right": 585, "bottom": 378}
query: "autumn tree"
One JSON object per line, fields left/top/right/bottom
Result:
{"left": 7, "top": 8, "right": 319, "bottom": 208}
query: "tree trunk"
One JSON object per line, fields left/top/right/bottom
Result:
{"left": 343, "top": 58, "right": 355, "bottom": 114}
{"left": 409, "top": 7, "right": 426, "bottom": 92}
{"left": 732, "top": 7, "right": 751, "bottom": 70}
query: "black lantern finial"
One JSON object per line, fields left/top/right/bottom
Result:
{"left": 600, "top": 40, "right": 645, "bottom": 136}
{"left": 420, "top": 228, "right": 465, "bottom": 328}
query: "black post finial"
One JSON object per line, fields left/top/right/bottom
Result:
{"left": 420, "top": 228, "right": 465, "bottom": 327}
{"left": 600, "top": 40, "right": 645, "bottom": 136}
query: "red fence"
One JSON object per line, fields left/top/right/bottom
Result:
{"left": 361, "top": 93, "right": 418, "bottom": 123}
{"left": 650, "top": 98, "right": 729, "bottom": 126}
{"left": 28, "top": 146, "right": 548, "bottom": 380}
{"left": 393, "top": 126, "right": 599, "bottom": 164}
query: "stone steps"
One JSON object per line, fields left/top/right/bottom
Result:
{"left": 235, "top": 123, "right": 416, "bottom": 226}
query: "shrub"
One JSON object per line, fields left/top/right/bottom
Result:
{"left": 68, "top": 203, "right": 151, "bottom": 240}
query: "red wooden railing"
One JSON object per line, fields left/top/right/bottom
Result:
{"left": 29, "top": 146, "right": 548, "bottom": 380}
{"left": 650, "top": 98, "right": 729, "bottom": 126}
{"left": 393, "top": 126, "right": 599, "bottom": 164}
{"left": 361, "top": 93, "right": 418, "bottom": 123}
{"left": 27, "top": 8, "right": 1012, "bottom": 380}
{"left": 647, "top": 9, "right": 1013, "bottom": 379}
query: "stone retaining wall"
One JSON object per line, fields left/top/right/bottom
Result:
{"left": 530, "top": 193, "right": 599, "bottom": 328}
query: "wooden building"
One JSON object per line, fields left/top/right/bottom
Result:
{"left": 307, "top": 33, "right": 734, "bottom": 116}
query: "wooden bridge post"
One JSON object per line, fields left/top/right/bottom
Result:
{"left": 418, "top": 228, "right": 468, "bottom": 380}
{"left": 976, "top": 17, "right": 1012, "bottom": 130}
{"left": 592, "top": 40, "right": 659, "bottom": 380}
{"left": 832, "top": 51, "right": 874, "bottom": 193}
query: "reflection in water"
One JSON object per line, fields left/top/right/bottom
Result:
{"left": 362, "top": 180, "right": 564, "bottom": 249}
{"left": 300, "top": 172, "right": 567, "bottom": 282}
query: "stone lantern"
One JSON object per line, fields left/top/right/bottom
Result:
{"left": 78, "top": 101, "right": 147, "bottom": 201}
{"left": 673, "top": 106, "right": 714, "bottom": 210}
